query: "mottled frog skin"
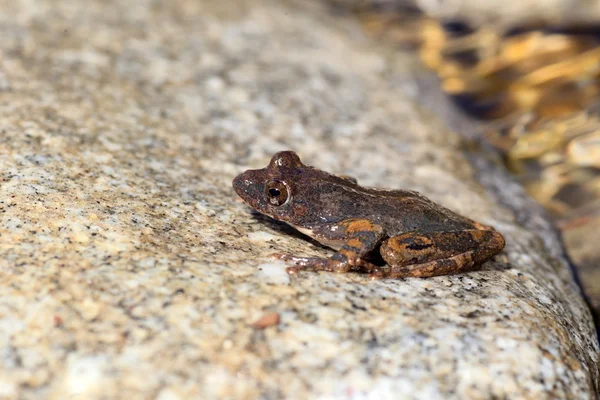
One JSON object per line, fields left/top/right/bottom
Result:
{"left": 233, "top": 151, "right": 505, "bottom": 279}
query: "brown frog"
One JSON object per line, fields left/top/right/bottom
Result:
{"left": 233, "top": 151, "right": 505, "bottom": 279}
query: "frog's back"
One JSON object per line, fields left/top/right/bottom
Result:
{"left": 322, "top": 182, "right": 478, "bottom": 235}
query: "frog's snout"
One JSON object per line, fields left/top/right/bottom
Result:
{"left": 232, "top": 172, "right": 252, "bottom": 199}
{"left": 233, "top": 170, "right": 264, "bottom": 207}
{"left": 232, "top": 173, "right": 245, "bottom": 193}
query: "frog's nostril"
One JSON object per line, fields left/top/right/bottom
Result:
{"left": 233, "top": 174, "right": 255, "bottom": 199}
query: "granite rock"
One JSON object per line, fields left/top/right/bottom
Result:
{"left": 0, "top": 0, "right": 598, "bottom": 399}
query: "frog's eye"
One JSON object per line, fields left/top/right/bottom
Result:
{"left": 265, "top": 180, "right": 290, "bottom": 206}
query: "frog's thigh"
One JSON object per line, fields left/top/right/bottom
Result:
{"left": 377, "top": 230, "right": 505, "bottom": 278}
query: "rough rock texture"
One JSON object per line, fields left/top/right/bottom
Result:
{"left": 564, "top": 213, "right": 600, "bottom": 312}
{"left": 0, "top": 0, "right": 598, "bottom": 399}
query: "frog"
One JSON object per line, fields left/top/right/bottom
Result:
{"left": 232, "top": 151, "right": 506, "bottom": 279}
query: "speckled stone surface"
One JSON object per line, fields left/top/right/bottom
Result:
{"left": 0, "top": 0, "right": 598, "bottom": 399}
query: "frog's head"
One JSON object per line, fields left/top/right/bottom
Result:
{"left": 233, "top": 151, "right": 324, "bottom": 226}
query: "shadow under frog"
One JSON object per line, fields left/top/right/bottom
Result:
{"left": 233, "top": 151, "right": 505, "bottom": 279}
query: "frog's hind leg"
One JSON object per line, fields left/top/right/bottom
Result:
{"left": 371, "top": 229, "right": 505, "bottom": 279}
{"left": 372, "top": 250, "right": 480, "bottom": 279}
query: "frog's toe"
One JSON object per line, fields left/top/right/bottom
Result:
{"left": 271, "top": 253, "right": 316, "bottom": 266}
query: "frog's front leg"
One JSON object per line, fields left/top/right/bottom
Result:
{"left": 274, "top": 219, "right": 385, "bottom": 275}
{"left": 370, "top": 229, "right": 505, "bottom": 279}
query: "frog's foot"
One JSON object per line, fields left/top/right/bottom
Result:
{"left": 371, "top": 229, "right": 505, "bottom": 279}
{"left": 271, "top": 253, "right": 377, "bottom": 275}
{"left": 271, "top": 253, "right": 329, "bottom": 272}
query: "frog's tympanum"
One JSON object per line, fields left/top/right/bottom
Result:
{"left": 233, "top": 151, "right": 505, "bottom": 279}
